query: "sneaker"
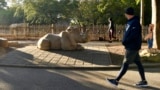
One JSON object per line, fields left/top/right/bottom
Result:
{"left": 108, "top": 40, "right": 112, "bottom": 43}
{"left": 106, "top": 78, "right": 118, "bottom": 87}
{"left": 135, "top": 80, "right": 148, "bottom": 87}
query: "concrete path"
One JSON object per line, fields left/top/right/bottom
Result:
{"left": 0, "top": 41, "right": 159, "bottom": 90}
{"left": 0, "top": 67, "right": 159, "bottom": 90}
{"left": 0, "top": 42, "right": 112, "bottom": 68}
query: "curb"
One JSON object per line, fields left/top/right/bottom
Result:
{"left": 0, "top": 63, "right": 159, "bottom": 70}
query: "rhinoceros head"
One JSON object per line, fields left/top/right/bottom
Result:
{"left": 65, "top": 25, "right": 90, "bottom": 43}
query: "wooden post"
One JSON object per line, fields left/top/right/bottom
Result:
{"left": 51, "top": 24, "right": 54, "bottom": 34}
{"left": 152, "top": 0, "right": 157, "bottom": 49}
{"left": 140, "top": 0, "right": 144, "bottom": 25}
{"left": 151, "top": 0, "right": 160, "bottom": 49}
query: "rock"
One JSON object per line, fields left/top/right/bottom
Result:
{"left": 140, "top": 49, "right": 160, "bottom": 57}
{"left": 0, "top": 38, "right": 8, "bottom": 48}
{"left": 8, "top": 41, "right": 19, "bottom": 47}
{"left": 140, "top": 49, "right": 150, "bottom": 57}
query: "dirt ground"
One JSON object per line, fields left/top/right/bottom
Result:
{"left": 107, "top": 43, "right": 148, "bottom": 65}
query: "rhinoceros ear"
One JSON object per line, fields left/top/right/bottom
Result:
{"left": 66, "top": 25, "right": 80, "bottom": 32}
{"left": 66, "top": 26, "right": 72, "bottom": 32}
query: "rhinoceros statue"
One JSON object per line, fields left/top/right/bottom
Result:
{"left": 37, "top": 26, "right": 90, "bottom": 50}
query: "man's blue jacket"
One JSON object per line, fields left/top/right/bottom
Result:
{"left": 122, "top": 16, "right": 142, "bottom": 51}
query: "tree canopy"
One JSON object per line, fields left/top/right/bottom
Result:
{"left": 0, "top": 0, "right": 151, "bottom": 25}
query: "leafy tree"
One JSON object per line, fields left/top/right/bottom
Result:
{"left": 78, "top": 0, "right": 100, "bottom": 25}
{"left": 21, "top": 0, "right": 59, "bottom": 24}
{"left": 0, "top": 0, "right": 12, "bottom": 24}
{"left": 1, "top": 0, "right": 143, "bottom": 25}
{"left": 0, "top": 8, "right": 15, "bottom": 24}
{"left": 0, "top": 9, "right": 8, "bottom": 24}
{"left": 97, "top": 0, "right": 140, "bottom": 25}
{"left": 0, "top": 0, "right": 7, "bottom": 9}
{"left": 143, "top": 0, "right": 151, "bottom": 25}
{"left": 57, "top": 0, "right": 79, "bottom": 24}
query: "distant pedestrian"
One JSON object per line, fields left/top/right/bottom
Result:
{"left": 108, "top": 17, "right": 116, "bottom": 42}
{"left": 145, "top": 24, "right": 154, "bottom": 49}
{"left": 106, "top": 7, "right": 148, "bottom": 87}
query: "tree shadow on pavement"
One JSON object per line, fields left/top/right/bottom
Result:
{"left": 0, "top": 47, "right": 15, "bottom": 57}
{"left": 119, "top": 81, "right": 160, "bottom": 90}
{"left": 48, "top": 48, "right": 112, "bottom": 66}
{"left": 108, "top": 52, "right": 123, "bottom": 65}
{"left": 0, "top": 67, "right": 116, "bottom": 90}
{"left": 106, "top": 44, "right": 124, "bottom": 65}
{"left": 142, "top": 86, "right": 160, "bottom": 90}
{"left": 0, "top": 44, "right": 159, "bottom": 90}
{"left": 0, "top": 48, "right": 34, "bottom": 66}
{"left": 0, "top": 47, "right": 117, "bottom": 90}
{"left": 0, "top": 44, "right": 121, "bottom": 67}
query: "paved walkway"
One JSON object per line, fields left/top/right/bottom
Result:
{"left": 0, "top": 42, "right": 112, "bottom": 68}
{"left": 0, "top": 67, "right": 160, "bottom": 90}
{"left": 0, "top": 41, "right": 159, "bottom": 90}
{"left": 0, "top": 41, "right": 160, "bottom": 69}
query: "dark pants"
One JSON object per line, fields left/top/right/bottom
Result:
{"left": 115, "top": 50, "right": 146, "bottom": 81}
{"left": 109, "top": 30, "right": 115, "bottom": 41}
{"left": 147, "top": 38, "right": 153, "bottom": 49}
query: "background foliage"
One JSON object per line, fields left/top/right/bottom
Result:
{"left": 0, "top": 0, "right": 151, "bottom": 25}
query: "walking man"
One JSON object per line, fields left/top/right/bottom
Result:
{"left": 106, "top": 7, "right": 148, "bottom": 87}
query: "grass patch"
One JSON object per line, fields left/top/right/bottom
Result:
{"left": 141, "top": 53, "right": 160, "bottom": 63}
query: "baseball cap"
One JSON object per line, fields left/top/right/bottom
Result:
{"left": 125, "top": 7, "right": 134, "bottom": 15}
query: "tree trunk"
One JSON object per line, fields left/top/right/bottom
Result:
{"left": 140, "top": 0, "right": 144, "bottom": 25}
{"left": 152, "top": 0, "right": 160, "bottom": 49}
